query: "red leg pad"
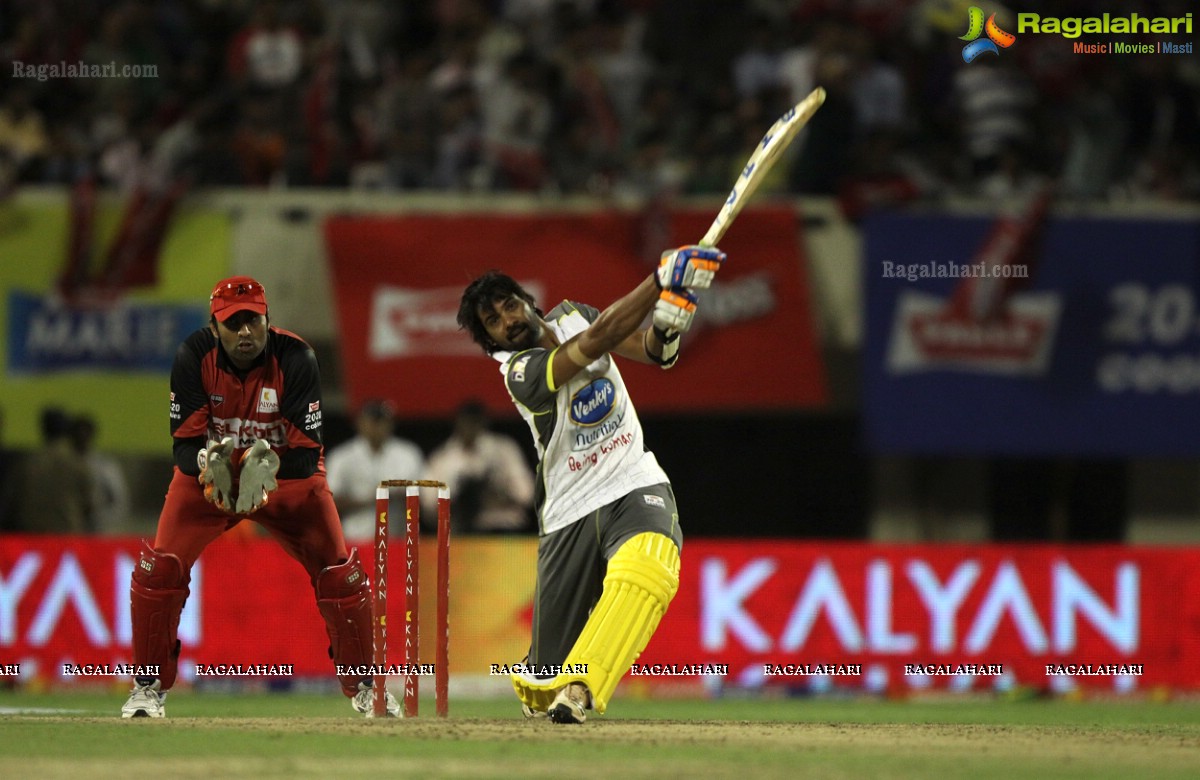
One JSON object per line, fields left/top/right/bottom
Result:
{"left": 314, "top": 549, "right": 373, "bottom": 697}
{"left": 129, "top": 543, "right": 190, "bottom": 690}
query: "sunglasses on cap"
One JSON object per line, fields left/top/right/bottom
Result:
{"left": 210, "top": 280, "right": 265, "bottom": 301}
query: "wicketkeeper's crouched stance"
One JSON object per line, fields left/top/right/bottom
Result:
{"left": 458, "top": 245, "right": 725, "bottom": 723}
{"left": 122, "top": 277, "right": 397, "bottom": 719}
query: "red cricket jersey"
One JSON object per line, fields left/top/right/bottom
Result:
{"left": 168, "top": 325, "right": 325, "bottom": 479}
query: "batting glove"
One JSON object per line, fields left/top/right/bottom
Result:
{"left": 236, "top": 439, "right": 280, "bottom": 515}
{"left": 653, "top": 287, "right": 698, "bottom": 335}
{"left": 198, "top": 437, "right": 236, "bottom": 512}
{"left": 655, "top": 245, "right": 726, "bottom": 291}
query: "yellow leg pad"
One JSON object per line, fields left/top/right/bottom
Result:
{"left": 511, "top": 673, "right": 562, "bottom": 712}
{"left": 510, "top": 532, "right": 681, "bottom": 713}
{"left": 561, "top": 532, "right": 680, "bottom": 714}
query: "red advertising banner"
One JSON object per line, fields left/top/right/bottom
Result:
{"left": 642, "top": 542, "right": 1200, "bottom": 694}
{"left": 323, "top": 208, "right": 827, "bottom": 418}
{"left": 0, "top": 534, "right": 533, "bottom": 685}
{"left": 4, "top": 537, "right": 1196, "bottom": 694}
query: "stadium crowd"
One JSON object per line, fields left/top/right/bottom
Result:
{"left": 0, "top": 0, "right": 1198, "bottom": 207}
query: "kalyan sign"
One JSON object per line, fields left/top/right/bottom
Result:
{"left": 641, "top": 541, "right": 1200, "bottom": 692}
{"left": 3, "top": 537, "right": 1199, "bottom": 693}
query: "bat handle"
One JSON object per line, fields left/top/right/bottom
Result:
{"left": 698, "top": 225, "right": 723, "bottom": 249}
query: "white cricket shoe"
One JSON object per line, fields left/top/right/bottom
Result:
{"left": 121, "top": 679, "right": 166, "bottom": 719}
{"left": 547, "top": 682, "right": 590, "bottom": 725}
{"left": 352, "top": 681, "right": 401, "bottom": 718}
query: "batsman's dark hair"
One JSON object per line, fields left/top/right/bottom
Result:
{"left": 458, "top": 270, "right": 542, "bottom": 354}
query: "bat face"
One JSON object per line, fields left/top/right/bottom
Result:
{"left": 701, "top": 87, "right": 827, "bottom": 248}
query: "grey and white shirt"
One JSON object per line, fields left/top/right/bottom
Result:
{"left": 494, "top": 300, "right": 669, "bottom": 535}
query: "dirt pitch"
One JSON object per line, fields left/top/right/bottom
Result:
{"left": 3, "top": 708, "right": 1199, "bottom": 780}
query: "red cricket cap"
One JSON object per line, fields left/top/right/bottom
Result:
{"left": 210, "top": 276, "right": 268, "bottom": 320}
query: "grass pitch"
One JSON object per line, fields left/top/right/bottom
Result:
{"left": 2, "top": 691, "right": 1198, "bottom": 779}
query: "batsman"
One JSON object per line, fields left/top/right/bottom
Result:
{"left": 458, "top": 245, "right": 725, "bottom": 723}
{"left": 121, "top": 276, "right": 398, "bottom": 718}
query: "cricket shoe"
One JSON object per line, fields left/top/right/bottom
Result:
{"left": 547, "top": 682, "right": 590, "bottom": 725}
{"left": 522, "top": 703, "right": 547, "bottom": 719}
{"left": 352, "top": 681, "right": 401, "bottom": 718}
{"left": 121, "top": 679, "right": 167, "bottom": 719}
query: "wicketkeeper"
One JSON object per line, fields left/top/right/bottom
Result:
{"left": 458, "top": 245, "right": 725, "bottom": 723}
{"left": 121, "top": 276, "right": 397, "bottom": 718}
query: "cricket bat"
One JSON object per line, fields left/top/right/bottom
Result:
{"left": 699, "top": 87, "right": 826, "bottom": 247}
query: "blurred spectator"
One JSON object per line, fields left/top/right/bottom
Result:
{"left": 322, "top": 0, "right": 398, "bottom": 83}
{"left": 783, "top": 21, "right": 859, "bottom": 194}
{"left": 1124, "top": 142, "right": 1200, "bottom": 202}
{"left": 0, "top": 86, "right": 50, "bottom": 181}
{"left": 376, "top": 50, "right": 439, "bottom": 188}
{"left": 551, "top": 114, "right": 613, "bottom": 195}
{"left": 549, "top": 10, "right": 621, "bottom": 164}
{"left": 1060, "top": 70, "right": 1127, "bottom": 201}
{"left": 778, "top": 18, "right": 842, "bottom": 111}
{"left": 681, "top": 78, "right": 739, "bottom": 195}
{"left": 950, "top": 58, "right": 1036, "bottom": 188}
{"left": 1120, "top": 55, "right": 1200, "bottom": 201}
{"left": 10, "top": 407, "right": 93, "bottom": 533}
{"left": 424, "top": 400, "right": 534, "bottom": 534}
{"left": 0, "top": 0, "right": 1194, "bottom": 199}
{"left": 733, "top": 17, "right": 784, "bottom": 100}
{"left": 226, "top": 0, "right": 305, "bottom": 93}
{"left": 593, "top": 8, "right": 651, "bottom": 138}
{"left": 70, "top": 414, "right": 131, "bottom": 534}
{"left": 231, "top": 94, "right": 288, "bottom": 186}
{"left": 431, "top": 83, "right": 485, "bottom": 190}
{"left": 616, "top": 128, "right": 688, "bottom": 202}
{"left": 478, "top": 49, "right": 553, "bottom": 190}
{"left": 849, "top": 33, "right": 907, "bottom": 135}
{"left": 838, "top": 128, "right": 941, "bottom": 221}
{"left": 325, "top": 399, "right": 425, "bottom": 542}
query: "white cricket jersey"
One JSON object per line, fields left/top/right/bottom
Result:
{"left": 494, "top": 301, "right": 669, "bottom": 535}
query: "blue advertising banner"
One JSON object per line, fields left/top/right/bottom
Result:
{"left": 863, "top": 204, "right": 1200, "bottom": 456}
{"left": 7, "top": 291, "right": 208, "bottom": 374}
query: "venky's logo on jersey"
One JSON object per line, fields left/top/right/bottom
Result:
{"left": 258, "top": 387, "right": 279, "bottom": 414}
{"left": 570, "top": 378, "right": 616, "bottom": 426}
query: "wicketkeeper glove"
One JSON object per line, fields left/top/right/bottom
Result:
{"left": 654, "top": 245, "right": 726, "bottom": 291}
{"left": 197, "top": 437, "right": 236, "bottom": 512}
{"left": 235, "top": 439, "right": 280, "bottom": 515}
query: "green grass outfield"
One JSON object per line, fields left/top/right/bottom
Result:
{"left": 2, "top": 691, "right": 1199, "bottom": 779}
